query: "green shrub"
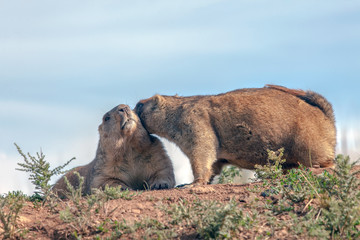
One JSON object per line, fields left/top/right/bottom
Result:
{"left": 59, "top": 173, "right": 139, "bottom": 237}
{"left": 165, "top": 199, "right": 255, "bottom": 239}
{"left": 0, "top": 192, "right": 27, "bottom": 239}
{"left": 254, "top": 148, "right": 286, "bottom": 183}
{"left": 318, "top": 155, "right": 360, "bottom": 239}
{"left": 91, "top": 185, "right": 138, "bottom": 201}
{"left": 218, "top": 166, "right": 242, "bottom": 184}
{"left": 59, "top": 172, "right": 97, "bottom": 234}
{"left": 254, "top": 149, "right": 360, "bottom": 239}
{"left": 15, "top": 143, "right": 75, "bottom": 207}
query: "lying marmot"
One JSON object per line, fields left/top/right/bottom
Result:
{"left": 53, "top": 104, "right": 175, "bottom": 197}
{"left": 135, "top": 85, "right": 336, "bottom": 185}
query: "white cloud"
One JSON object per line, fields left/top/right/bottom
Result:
{"left": 0, "top": 152, "right": 34, "bottom": 195}
{"left": 0, "top": 100, "right": 86, "bottom": 119}
{"left": 0, "top": 29, "right": 239, "bottom": 57}
{"left": 0, "top": 131, "right": 99, "bottom": 195}
{"left": 1, "top": 0, "right": 359, "bottom": 86}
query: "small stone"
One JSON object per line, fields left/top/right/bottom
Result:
{"left": 189, "top": 186, "right": 215, "bottom": 194}
{"left": 132, "top": 209, "right": 141, "bottom": 214}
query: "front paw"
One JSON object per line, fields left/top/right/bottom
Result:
{"left": 150, "top": 182, "right": 170, "bottom": 190}
{"left": 175, "top": 181, "right": 207, "bottom": 189}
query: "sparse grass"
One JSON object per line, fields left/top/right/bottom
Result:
{"left": 92, "top": 185, "right": 139, "bottom": 219}
{"left": 253, "top": 149, "right": 360, "bottom": 239}
{"left": 217, "top": 166, "right": 242, "bottom": 184}
{"left": 59, "top": 172, "right": 100, "bottom": 235}
{"left": 59, "top": 172, "right": 141, "bottom": 237}
{"left": 0, "top": 191, "right": 27, "bottom": 239}
{"left": 318, "top": 155, "right": 360, "bottom": 239}
{"left": 164, "top": 198, "right": 256, "bottom": 239}
{"left": 254, "top": 148, "right": 286, "bottom": 184}
{"left": 135, "top": 218, "right": 177, "bottom": 240}
{"left": 7, "top": 144, "right": 360, "bottom": 239}
{"left": 99, "top": 198, "right": 256, "bottom": 239}
{"left": 92, "top": 184, "right": 138, "bottom": 201}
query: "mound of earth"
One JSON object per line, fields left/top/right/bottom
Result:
{"left": 6, "top": 166, "right": 360, "bottom": 239}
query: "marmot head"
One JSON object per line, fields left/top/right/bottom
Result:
{"left": 134, "top": 95, "right": 166, "bottom": 133}
{"left": 99, "top": 104, "right": 140, "bottom": 150}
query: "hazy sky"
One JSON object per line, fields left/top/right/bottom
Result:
{"left": 1, "top": 0, "right": 359, "bottom": 194}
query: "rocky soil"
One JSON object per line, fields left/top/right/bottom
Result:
{"left": 3, "top": 165, "right": 360, "bottom": 239}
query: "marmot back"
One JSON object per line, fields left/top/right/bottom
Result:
{"left": 135, "top": 85, "right": 336, "bottom": 186}
{"left": 265, "top": 84, "right": 335, "bottom": 122}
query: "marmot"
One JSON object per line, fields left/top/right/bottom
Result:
{"left": 53, "top": 104, "right": 175, "bottom": 197}
{"left": 135, "top": 85, "right": 336, "bottom": 185}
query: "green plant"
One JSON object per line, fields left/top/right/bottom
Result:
{"left": 90, "top": 185, "right": 139, "bottom": 217}
{"left": 107, "top": 219, "right": 136, "bottom": 239}
{"left": 59, "top": 172, "right": 99, "bottom": 234}
{"left": 282, "top": 156, "right": 360, "bottom": 239}
{"left": 253, "top": 148, "right": 287, "bottom": 200}
{"left": 254, "top": 148, "right": 286, "bottom": 183}
{"left": 98, "top": 217, "right": 176, "bottom": 239}
{"left": 15, "top": 143, "right": 75, "bottom": 207}
{"left": 136, "top": 218, "right": 177, "bottom": 240}
{"left": 318, "top": 155, "right": 360, "bottom": 239}
{"left": 218, "top": 166, "right": 242, "bottom": 184}
{"left": 91, "top": 185, "right": 138, "bottom": 201}
{"left": 255, "top": 150, "right": 360, "bottom": 239}
{"left": 59, "top": 173, "right": 137, "bottom": 236}
{"left": 165, "top": 199, "right": 255, "bottom": 239}
{"left": 0, "top": 192, "right": 27, "bottom": 239}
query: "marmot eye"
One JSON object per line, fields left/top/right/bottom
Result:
{"left": 119, "top": 109, "right": 124, "bottom": 112}
{"left": 136, "top": 103, "right": 144, "bottom": 111}
{"left": 104, "top": 116, "right": 110, "bottom": 122}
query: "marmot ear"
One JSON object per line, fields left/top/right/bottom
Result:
{"left": 154, "top": 95, "right": 164, "bottom": 105}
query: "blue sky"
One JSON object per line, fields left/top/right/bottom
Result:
{"left": 1, "top": 0, "right": 359, "bottom": 194}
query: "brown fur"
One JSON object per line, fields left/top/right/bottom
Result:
{"left": 53, "top": 104, "right": 175, "bottom": 198}
{"left": 135, "top": 85, "right": 336, "bottom": 185}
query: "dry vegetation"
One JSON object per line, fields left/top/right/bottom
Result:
{"left": 1, "top": 146, "right": 360, "bottom": 239}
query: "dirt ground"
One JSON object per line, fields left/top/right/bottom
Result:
{"left": 6, "top": 165, "right": 360, "bottom": 239}
{"left": 18, "top": 183, "right": 261, "bottom": 239}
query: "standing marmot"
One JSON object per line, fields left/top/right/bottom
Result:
{"left": 53, "top": 104, "right": 175, "bottom": 197}
{"left": 135, "top": 85, "right": 336, "bottom": 185}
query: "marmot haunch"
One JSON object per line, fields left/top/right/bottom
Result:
{"left": 53, "top": 104, "right": 175, "bottom": 197}
{"left": 135, "top": 85, "right": 336, "bottom": 185}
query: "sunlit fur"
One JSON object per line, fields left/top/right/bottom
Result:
{"left": 135, "top": 85, "right": 336, "bottom": 185}
{"left": 53, "top": 104, "right": 175, "bottom": 197}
